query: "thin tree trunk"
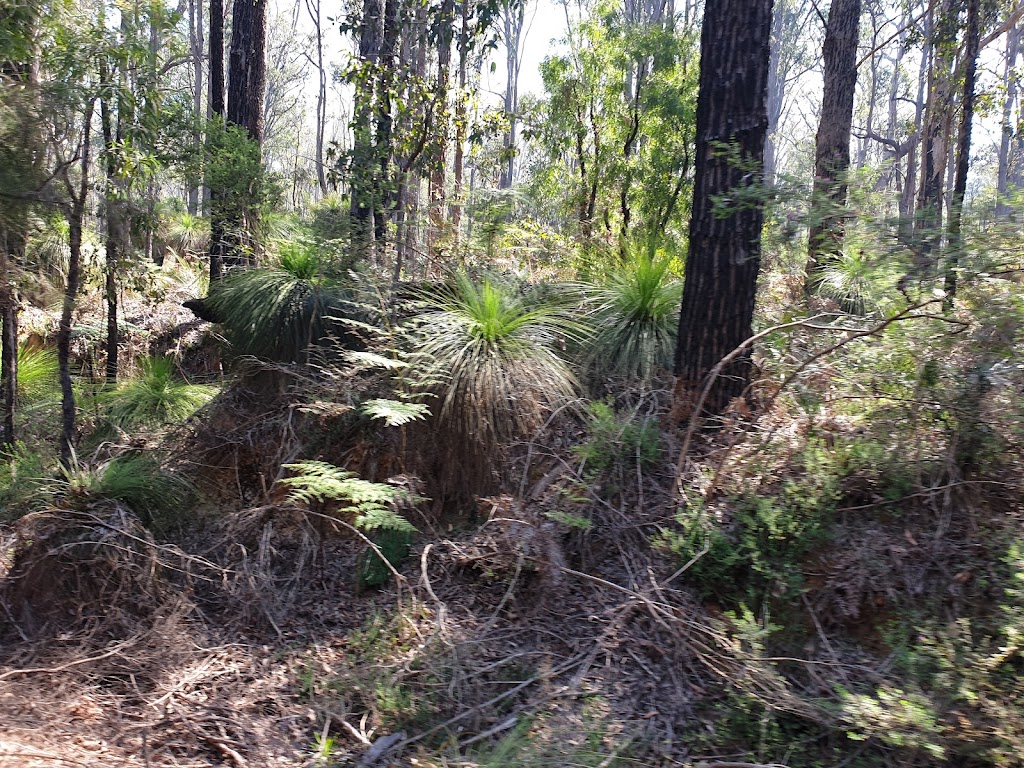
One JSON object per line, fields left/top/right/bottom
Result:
{"left": 673, "top": 0, "right": 774, "bottom": 418}
{"left": 428, "top": 0, "right": 455, "bottom": 257}
{"left": 451, "top": 0, "right": 471, "bottom": 240}
{"left": 997, "top": 23, "right": 1020, "bottom": 216}
{"left": 306, "top": 0, "right": 328, "bottom": 196}
{"left": 189, "top": 0, "right": 204, "bottom": 214}
{"left": 0, "top": 250, "right": 16, "bottom": 448}
{"left": 350, "top": 0, "right": 384, "bottom": 258}
{"left": 99, "top": 63, "right": 120, "bottom": 384}
{"left": 943, "top": 0, "right": 979, "bottom": 305}
{"left": 915, "top": 0, "right": 956, "bottom": 271}
{"left": 373, "top": 0, "right": 401, "bottom": 258}
{"left": 58, "top": 103, "right": 94, "bottom": 468}
{"left": 805, "top": 0, "right": 861, "bottom": 292}
{"left": 208, "top": 0, "right": 225, "bottom": 281}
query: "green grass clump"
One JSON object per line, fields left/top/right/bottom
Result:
{"left": 103, "top": 357, "right": 217, "bottom": 428}
{"left": 407, "top": 272, "right": 581, "bottom": 448}
{"left": 57, "top": 454, "right": 195, "bottom": 530}
{"left": 584, "top": 252, "right": 681, "bottom": 383}
{"left": 16, "top": 344, "right": 59, "bottom": 403}
{"left": 205, "top": 242, "right": 356, "bottom": 362}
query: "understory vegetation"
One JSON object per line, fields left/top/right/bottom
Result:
{"left": 2, "top": 0, "right": 1024, "bottom": 766}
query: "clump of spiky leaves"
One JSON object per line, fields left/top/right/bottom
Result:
{"left": 55, "top": 454, "right": 195, "bottom": 531}
{"left": 16, "top": 344, "right": 59, "bottom": 403}
{"left": 280, "top": 460, "right": 417, "bottom": 587}
{"left": 103, "top": 357, "right": 217, "bottom": 429}
{"left": 406, "top": 272, "right": 581, "bottom": 449}
{"left": 205, "top": 240, "right": 358, "bottom": 362}
{"left": 811, "top": 248, "right": 899, "bottom": 315}
{"left": 584, "top": 252, "right": 682, "bottom": 383}
{"left": 164, "top": 211, "right": 210, "bottom": 257}
{"left": 0, "top": 443, "right": 50, "bottom": 521}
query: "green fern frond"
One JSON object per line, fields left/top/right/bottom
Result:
{"left": 360, "top": 399, "right": 430, "bottom": 427}
{"left": 279, "top": 460, "right": 418, "bottom": 534}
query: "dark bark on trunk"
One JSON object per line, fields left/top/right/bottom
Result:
{"left": 428, "top": 0, "right": 455, "bottom": 257}
{"left": 805, "top": 0, "right": 861, "bottom": 291}
{"left": 0, "top": 251, "right": 17, "bottom": 448}
{"left": 373, "top": 0, "right": 401, "bottom": 256}
{"left": 99, "top": 71, "right": 120, "bottom": 384}
{"left": 224, "top": 0, "right": 268, "bottom": 269}
{"left": 943, "top": 0, "right": 980, "bottom": 305}
{"left": 915, "top": 0, "right": 956, "bottom": 270}
{"left": 350, "top": 0, "right": 384, "bottom": 258}
{"left": 227, "top": 0, "right": 268, "bottom": 144}
{"left": 58, "top": 103, "right": 94, "bottom": 468}
{"left": 208, "top": 0, "right": 226, "bottom": 281}
{"left": 451, "top": 0, "right": 471, "bottom": 240}
{"left": 189, "top": 0, "right": 204, "bottom": 214}
{"left": 673, "top": 0, "right": 774, "bottom": 418}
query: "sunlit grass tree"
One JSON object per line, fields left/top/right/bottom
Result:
{"left": 205, "top": 240, "right": 359, "bottom": 363}
{"left": 102, "top": 357, "right": 217, "bottom": 429}
{"left": 406, "top": 272, "right": 581, "bottom": 449}
{"left": 584, "top": 251, "right": 682, "bottom": 383}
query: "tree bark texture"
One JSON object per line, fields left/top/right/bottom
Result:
{"left": 806, "top": 0, "right": 861, "bottom": 289}
{"left": 673, "top": 0, "right": 774, "bottom": 418}
{"left": 915, "top": 0, "right": 956, "bottom": 269}
{"left": 208, "top": 0, "right": 226, "bottom": 281}
{"left": 58, "top": 103, "right": 94, "bottom": 468}
{"left": 350, "top": 0, "right": 384, "bottom": 257}
{"left": 943, "top": 0, "right": 979, "bottom": 304}
{"left": 227, "top": 0, "right": 268, "bottom": 144}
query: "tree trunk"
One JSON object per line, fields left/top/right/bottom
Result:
{"left": 499, "top": 0, "right": 525, "bottom": 189}
{"left": 0, "top": 250, "right": 16, "bottom": 448}
{"left": 58, "top": 103, "right": 94, "bottom": 468}
{"left": 350, "top": 0, "right": 384, "bottom": 258}
{"left": 224, "top": 0, "right": 268, "bottom": 268}
{"left": 451, "top": 0, "right": 471, "bottom": 240}
{"left": 805, "top": 0, "right": 861, "bottom": 292}
{"left": 99, "top": 64, "right": 121, "bottom": 384}
{"left": 997, "top": 23, "right": 1020, "bottom": 216}
{"left": 373, "top": 0, "right": 401, "bottom": 257}
{"left": 208, "top": 0, "right": 225, "bottom": 281}
{"left": 943, "top": 0, "right": 979, "bottom": 305}
{"left": 915, "top": 0, "right": 956, "bottom": 271}
{"left": 189, "top": 0, "right": 204, "bottom": 214}
{"left": 307, "top": 0, "right": 328, "bottom": 196}
{"left": 673, "top": 0, "right": 774, "bottom": 418}
{"left": 428, "top": 0, "right": 455, "bottom": 257}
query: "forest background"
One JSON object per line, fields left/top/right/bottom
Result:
{"left": 1, "top": 0, "right": 1024, "bottom": 766}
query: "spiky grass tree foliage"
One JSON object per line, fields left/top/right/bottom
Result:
{"left": 205, "top": 241, "right": 357, "bottom": 362}
{"left": 812, "top": 248, "right": 898, "bottom": 315}
{"left": 103, "top": 357, "right": 217, "bottom": 428}
{"left": 585, "top": 253, "right": 682, "bottom": 382}
{"left": 164, "top": 211, "right": 211, "bottom": 257}
{"left": 55, "top": 454, "right": 195, "bottom": 530}
{"left": 16, "top": 344, "right": 59, "bottom": 403}
{"left": 407, "top": 272, "right": 580, "bottom": 449}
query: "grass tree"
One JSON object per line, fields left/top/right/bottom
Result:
{"left": 205, "top": 241, "right": 359, "bottom": 363}
{"left": 585, "top": 252, "right": 682, "bottom": 384}
{"left": 406, "top": 272, "right": 580, "bottom": 450}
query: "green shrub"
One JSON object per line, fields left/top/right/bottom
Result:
{"left": 0, "top": 442, "right": 49, "bottom": 521}
{"left": 55, "top": 454, "right": 195, "bottom": 531}
{"left": 16, "top": 344, "right": 59, "bottom": 403}
{"left": 572, "top": 399, "right": 660, "bottom": 475}
{"left": 279, "top": 460, "right": 418, "bottom": 588}
{"left": 102, "top": 357, "right": 217, "bottom": 429}
{"left": 205, "top": 242, "right": 359, "bottom": 363}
